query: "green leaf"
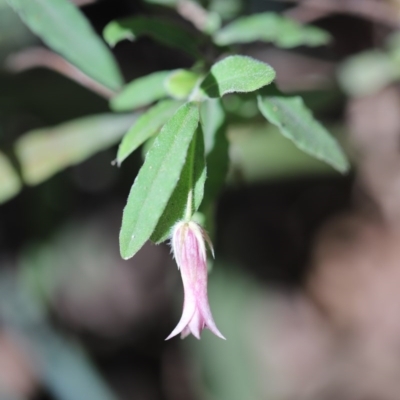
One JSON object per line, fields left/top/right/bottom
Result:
{"left": 209, "top": 0, "right": 242, "bottom": 20}
{"left": 151, "top": 126, "right": 206, "bottom": 243}
{"left": 116, "top": 99, "right": 183, "bottom": 166}
{"left": 200, "top": 55, "right": 275, "bottom": 98}
{"left": 214, "top": 12, "right": 331, "bottom": 48}
{"left": 15, "top": 113, "right": 137, "bottom": 185}
{"left": 165, "top": 69, "right": 201, "bottom": 100}
{"left": 141, "top": 135, "right": 157, "bottom": 160}
{"left": 0, "top": 150, "right": 21, "bottom": 204}
{"left": 229, "top": 123, "right": 339, "bottom": 183}
{"left": 103, "top": 16, "right": 201, "bottom": 58}
{"left": 119, "top": 102, "right": 200, "bottom": 259}
{"left": 110, "top": 71, "right": 171, "bottom": 112}
{"left": 6, "top": 0, "right": 123, "bottom": 91}
{"left": 200, "top": 99, "right": 229, "bottom": 209}
{"left": 338, "top": 50, "right": 397, "bottom": 97}
{"left": 257, "top": 95, "right": 349, "bottom": 173}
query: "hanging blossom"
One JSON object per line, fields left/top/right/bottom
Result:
{"left": 166, "top": 220, "right": 225, "bottom": 340}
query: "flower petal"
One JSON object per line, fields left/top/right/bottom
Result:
{"left": 188, "top": 308, "right": 203, "bottom": 339}
{"left": 180, "top": 326, "right": 191, "bottom": 339}
{"left": 165, "top": 292, "right": 196, "bottom": 340}
{"left": 198, "top": 298, "right": 226, "bottom": 340}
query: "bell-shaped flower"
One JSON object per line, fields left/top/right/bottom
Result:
{"left": 166, "top": 220, "right": 225, "bottom": 340}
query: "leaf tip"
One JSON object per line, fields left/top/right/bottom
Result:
{"left": 337, "top": 158, "right": 351, "bottom": 174}
{"left": 119, "top": 241, "right": 132, "bottom": 260}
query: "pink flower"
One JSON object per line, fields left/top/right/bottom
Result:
{"left": 166, "top": 220, "right": 225, "bottom": 340}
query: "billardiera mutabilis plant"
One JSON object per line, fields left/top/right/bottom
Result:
{"left": 4, "top": 0, "right": 350, "bottom": 341}
{"left": 114, "top": 54, "right": 349, "bottom": 340}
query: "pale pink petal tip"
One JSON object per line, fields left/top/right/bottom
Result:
{"left": 207, "top": 323, "right": 226, "bottom": 340}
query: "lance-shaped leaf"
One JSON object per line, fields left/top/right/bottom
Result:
{"left": 6, "top": 0, "right": 123, "bottom": 90}
{"left": 110, "top": 71, "right": 171, "bottom": 112}
{"left": 214, "top": 12, "right": 331, "bottom": 48}
{"left": 103, "top": 16, "right": 202, "bottom": 58}
{"left": 15, "top": 113, "right": 137, "bottom": 185}
{"left": 116, "top": 99, "right": 183, "bottom": 166}
{"left": 200, "top": 99, "right": 229, "bottom": 209}
{"left": 229, "top": 124, "right": 336, "bottom": 182}
{"left": 165, "top": 69, "right": 201, "bottom": 100}
{"left": 0, "top": 150, "right": 21, "bottom": 204}
{"left": 151, "top": 126, "right": 206, "bottom": 243}
{"left": 200, "top": 55, "right": 275, "bottom": 98}
{"left": 119, "top": 102, "right": 200, "bottom": 259}
{"left": 257, "top": 95, "right": 349, "bottom": 173}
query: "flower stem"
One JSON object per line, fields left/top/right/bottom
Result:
{"left": 184, "top": 127, "right": 198, "bottom": 222}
